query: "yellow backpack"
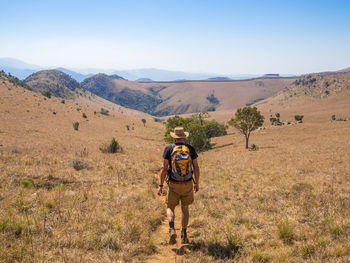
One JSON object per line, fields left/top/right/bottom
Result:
{"left": 170, "top": 144, "right": 193, "bottom": 181}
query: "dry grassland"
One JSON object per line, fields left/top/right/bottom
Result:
{"left": 0, "top": 78, "right": 165, "bottom": 262}
{"left": 1, "top": 76, "right": 350, "bottom": 262}
{"left": 174, "top": 121, "right": 350, "bottom": 262}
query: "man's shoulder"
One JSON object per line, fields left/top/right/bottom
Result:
{"left": 164, "top": 144, "right": 175, "bottom": 151}
{"left": 163, "top": 144, "right": 174, "bottom": 155}
{"left": 185, "top": 143, "right": 195, "bottom": 151}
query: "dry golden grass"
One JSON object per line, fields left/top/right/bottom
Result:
{"left": 1, "top": 74, "right": 350, "bottom": 262}
{"left": 177, "top": 121, "right": 350, "bottom": 262}
{"left": 0, "top": 78, "right": 165, "bottom": 262}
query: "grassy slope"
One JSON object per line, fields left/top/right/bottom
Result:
{"left": 168, "top": 73, "right": 350, "bottom": 262}
{"left": 110, "top": 77, "right": 296, "bottom": 116}
{"left": 1, "top": 72, "right": 350, "bottom": 262}
{"left": 24, "top": 70, "right": 151, "bottom": 119}
{"left": 0, "top": 77, "right": 165, "bottom": 262}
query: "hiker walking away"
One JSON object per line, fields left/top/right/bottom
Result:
{"left": 157, "top": 127, "right": 200, "bottom": 244}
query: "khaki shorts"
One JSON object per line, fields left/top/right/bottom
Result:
{"left": 166, "top": 181, "right": 194, "bottom": 206}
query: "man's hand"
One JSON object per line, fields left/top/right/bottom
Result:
{"left": 194, "top": 183, "right": 199, "bottom": 193}
{"left": 157, "top": 186, "right": 163, "bottom": 196}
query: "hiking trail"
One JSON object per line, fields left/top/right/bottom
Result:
{"left": 146, "top": 203, "right": 194, "bottom": 262}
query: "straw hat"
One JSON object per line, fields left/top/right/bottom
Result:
{"left": 170, "top": 127, "right": 189, "bottom": 139}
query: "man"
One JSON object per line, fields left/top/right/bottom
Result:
{"left": 157, "top": 127, "right": 200, "bottom": 244}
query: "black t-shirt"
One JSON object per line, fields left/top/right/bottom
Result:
{"left": 163, "top": 142, "right": 198, "bottom": 181}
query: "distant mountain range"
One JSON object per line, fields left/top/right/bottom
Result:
{"left": 13, "top": 65, "right": 350, "bottom": 117}
{"left": 0, "top": 57, "right": 270, "bottom": 81}
{"left": 19, "top": 68, "right": 297, "bottom": 116}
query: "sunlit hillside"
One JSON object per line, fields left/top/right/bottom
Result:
{"left": 23, "top": 70, "right": 151, "bottom": 119}
{"left": 1, "top": 71, "right": 350, "bottom": 262}
{"left": 81, "top": 74, "right": 296, "bottom": 116}
{"left": 0, "top": 76, "right": 165, "bottom": 262}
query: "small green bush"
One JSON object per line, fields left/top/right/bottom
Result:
{"left": 141, "top": 118, "right": 146, "bottom": 126}
{"left": 82, "top": 113, "right": 87, "bottom": 118}
{"left": 100, "top": 138, "right": 122, "bottom": 154}
{"left": 100, "top": 108, "right": 109, "bottom": 115}
{"left": 20, "top": 180, "right": 33, "bottom": 188}
{"left": 252, "top": 251, "right": 269, "bottom": 262}
{"left": 277, "top": 219, "right": 294, "bottom": 244}
{"left": 204, "top": 120, "right": 227, "bottom": 138}
{"left": 250, "top": 144, "right": 259, "bottom": 151}
{"left": 70, "top": 159, "right": 92, "bottom": 170}
{"left": 42, "top": 90, "right": 51, "bottom": 98}
{"left": 73, "top": 121, "right": 79, "bottom": 131}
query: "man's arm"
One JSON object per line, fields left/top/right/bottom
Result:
{"left": 193, "top": 158, "right": 200, "bottom": 192}
{"left": 157, "top": 159, "right": 169, "bottom": 196}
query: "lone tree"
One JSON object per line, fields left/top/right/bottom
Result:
{"left": 228, "top": 106, "right": 264, "bottom": 149}
{"left": 141, "top": 118, "right": 146, "bottom": 127}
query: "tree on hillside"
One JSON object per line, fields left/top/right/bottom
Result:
{"left": 228, "top": 106, "right": 264, "bottom": 149}
{"left": 141, "top": 118, "right": 146, "bottom": 127}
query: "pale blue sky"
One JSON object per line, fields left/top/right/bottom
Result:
{"left": 1, "top": 0, "right": 349, "bottom": 75}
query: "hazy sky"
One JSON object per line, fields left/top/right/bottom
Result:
{"left": 1, "top": 0, "right": 349, "bottom": 75}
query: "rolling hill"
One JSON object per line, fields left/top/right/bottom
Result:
{"left": 254, "top": 72, "right": 350, "bottom": 123}
{"left": 81, "top": 74, "right": 297, "bottom": 116}
{"left": 23, "top": 70, "right": 151, "bottom": 119}
{"left": 24, "top": 70, "right": 80, "bottom": 99}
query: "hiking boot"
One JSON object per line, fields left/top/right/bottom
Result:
{"left": 169, "top": 228, "right": 177, "bottom": 244}
{"left": 181, "top": 229, "right": 189, "bottom": 244}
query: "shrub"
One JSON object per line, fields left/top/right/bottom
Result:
{"left": 20, "top": 180, "right": 33, "bottom": 188}
{"left": 186, "top": 122, "right": 211, "bottom": 152}
{"left": 70, "top": 159, "right": 92, "bottom": 170}
{"left": 42, "top": 90, "right": 51, "bottom": 98}
{"left": 126, "top": 125, "right": 130, "bottom": 131}
{"left": 11, "top": 147, "right": 21, "bottom": 154}
{"left": 61, "top": 99, "right": 65, "bottom": 104}
{"left": 82, "top": 113, "right": 87, "bottom": 118}
{"left": 100, "top": 138, "right": 122, "bottom": 153}
{"left": 277, "top": 219, "right": 294, "bottom": 244}
{"left": 73, "top": 121, "right": 79, "bottom": 131}
{"left": 141, "top": 118, "right": 146, "bottom": 126}
{"left": 332, "top": 115, "right": 336, "bottom": 121}
{"left": 164, "top": 115, "right": 227, "bottom": 152}
{"left": 252, "top": 251, "right": 269, "bottom": 262}
{"left": 204, "top": 120, "right": 227, "bottom": 138}
{"left": 206, "top": 93, "right": 220, "bottom": 105}
{"left": 250, "top": 144, "right": 259, "bottom": 151}
{"left": 100, "top": 108, "right": 109, "bottom": 115}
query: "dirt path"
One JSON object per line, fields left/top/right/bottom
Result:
{"left": 146, "top": 205, "right": 194, "bottom": 263}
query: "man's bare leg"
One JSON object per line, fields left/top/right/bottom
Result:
{"left": 181, "top": 205, "right": 189, "bottom": 243}
{"left": 167, "top": 205, "right": 175, "bottom": 224}
{"left": 167, "top": 205, "right": 177, "bottom": 244}
{"left": 181, "top": 205, "right": 189, "bottom": 228}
